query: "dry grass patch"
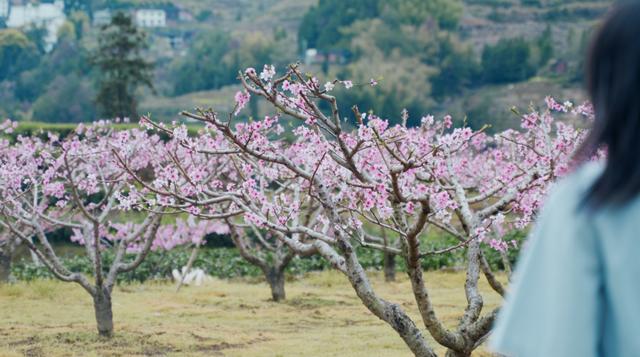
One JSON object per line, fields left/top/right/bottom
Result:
{"left": 0, "top": 271, "right": 503, "bottom": 356}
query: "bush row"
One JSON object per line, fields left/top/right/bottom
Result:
{"left": 11, "top": 231, "right": 526, "bottom": 283}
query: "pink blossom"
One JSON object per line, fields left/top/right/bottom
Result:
{"left": 443, "top": 115, "right": 453, "bottom": 129}
{"left": 421, "top": 115, "right": 434, "bottom": 126}
{"left": 234, "top": 91, "right": 251, "bottom": 116}
{"left": 259, "top": 64, "right": 276, "bottom": 81}
{"left": 405, "top": 201, "right": 415, "bottom": 214}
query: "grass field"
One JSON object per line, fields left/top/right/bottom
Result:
{"left": 0, "top": 271, "right": 503, "bottom": 357}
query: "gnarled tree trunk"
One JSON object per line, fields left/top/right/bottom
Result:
{"left": 324, "top": 241, "right": 437, "bottom": 357}
{"left": 265, "top": 266, "right": 286, "bottom": 302}
{"left": 383, "top": 251, "right": 396, "bottom": 282}
{"left": 445, "top": 349, "right": 472, "bottom": 357}
{"left": 93, "top": 288, "right": 114, "bottom": 338}
{"left": 0, "top": 249, "right": 11, "bottom": 283}
{"left": 227, "top": 222, "right": 295, "bottom": 302}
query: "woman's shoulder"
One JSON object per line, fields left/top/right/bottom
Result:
{"left": 543, "top": 161, "right": 604, "bottom": 214}
{"left": 490, "top": 162, "right": 606, "bottom": 357}
{"left": 558, "top": 161, "right": 604, "bottom": 194}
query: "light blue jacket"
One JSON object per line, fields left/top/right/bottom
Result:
{"left": 491, "top": 162, "right": 640, "bottom": 356}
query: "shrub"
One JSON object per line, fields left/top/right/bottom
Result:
{"left": 12, "top": 238, "right": 520, "bottom": 283}
{"left": 481, "top": 37, "right": 537, "bottom": 84}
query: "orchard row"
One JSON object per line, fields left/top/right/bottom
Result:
{"left": 0, "top": 65, "right": 593, "bottom": 357}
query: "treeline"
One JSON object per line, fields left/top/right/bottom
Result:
{"left": 0, "top": 12, "right": 153, "bottom": 122}
{"left": 0, "top": 28, "right": 93, "bottom": 122}
{"left": 1, "top": 0, "right": 597, "bottom": 125}
{"left": 295, "top": 0, "right": 568, "bottom": 126}
{"left": 169, "top": 30, "right": 288, "bottom": 96}
{"left": 0, "top": 7, "right": 293, "bottom": 122}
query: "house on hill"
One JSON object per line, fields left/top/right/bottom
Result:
{"left": 93, "top": 9, "right": 111, "bottom": 27}
{"left": 135, "top": 8, "right": 166, "bottom": 28}
{"left": 6, "top": 0, "right": 66, "bottom": 52}
{"left": 0, "top": 0, "right": 9, "bottom": 18}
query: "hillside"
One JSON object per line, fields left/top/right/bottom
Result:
{"left": 141, "top": 0, "right": 608, "bottom": 126}
{"left": 461, "top": 0, "right": 608, "bottom": 50}
{"left": 0, "top": 0, "right": 613, "bottom": 127}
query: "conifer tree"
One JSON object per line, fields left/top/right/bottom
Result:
{"left": 92, "top": 12, "right": 153, "bottom": 120}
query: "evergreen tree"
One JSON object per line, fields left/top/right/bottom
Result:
{"left": 92, "top": 12, "right": 153, "bottom": 120}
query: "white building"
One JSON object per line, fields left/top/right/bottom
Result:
{"left": 135, "top": 9, "right": 166, "bottom": 28}
{"left": 6, "top": 0, "right": 66, "bottom": 52}
{"left": 93, "top": 9, "right": 111, "bottom": 27}
{"left": 0, "top": 0, "right": 9, "bottom": 18}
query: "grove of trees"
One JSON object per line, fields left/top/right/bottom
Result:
{"left": 294, "top": 0, "right": 563, "bottom": 125}
{"left": 0, "top": 64, "right": 594, "bottom": 355}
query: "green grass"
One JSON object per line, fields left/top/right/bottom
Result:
{"left": 0, "top": 271, "right": 504, "bottom": 356}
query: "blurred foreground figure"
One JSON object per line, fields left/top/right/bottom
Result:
{"left": 492, "top": 2, "right": 640, "bottom": 356}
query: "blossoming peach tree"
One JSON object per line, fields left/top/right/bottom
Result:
{"left": 0, "top": 65, "right": 592, "bottom": 354}
{"left": 113, "top": 122, "right": 322, "bottom": 301}
{"left": 134, "top": 64, "right": 591, "bottom": 356}
{"left": 0, "top": 122, "right": 169, "bottom": 337}
{"left": 0, "top": 121, "right": 20, "bottom": 282}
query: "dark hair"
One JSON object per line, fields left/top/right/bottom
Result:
{"left": 579, "top": 1, "right": 640, "bottom": 209}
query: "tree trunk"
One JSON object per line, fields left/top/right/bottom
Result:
{"left": 445, "top": 349, "right": 471, "bottom": 357}
{"left": 342, "top": 250, "right": 437, "bottom": 357}
{"left": 93, "top": 289, "right": 114, "bottom": 338}
{"left": 384, "top": 251, "right": 396, "bottom": 282}
{"left": 265, "top": 268, "right": 286, "bottom": 302}
{"left": 0, "top": 249, "right": 11, "bottom": 283}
